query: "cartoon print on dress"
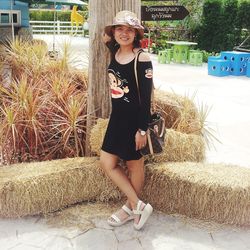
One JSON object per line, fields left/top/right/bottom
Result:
{"left": 108, "top": 70, "right": 130, "bottom": 99}
{"left": 145, "top": 68, "right": 153, "bottom": 79}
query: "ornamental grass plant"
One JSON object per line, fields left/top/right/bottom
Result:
{"left": 0, "top": 38, "right": 88, "bottom": 165}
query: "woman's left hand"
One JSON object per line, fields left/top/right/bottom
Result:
{"left": 135, "top": 131, "right": 147, "bottom": 151}
{"left": 102, "top": 33, "right": 111, "bottom": 44}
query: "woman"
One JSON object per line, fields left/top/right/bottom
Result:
{"left": 100, "top": 10, "right": 153, "bottom": 230}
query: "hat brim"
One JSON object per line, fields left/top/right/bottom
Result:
{"left": 104, "top": 24, "right": 144, "bottom": 40}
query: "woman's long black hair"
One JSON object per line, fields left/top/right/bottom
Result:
{"left": 105, "top": 27, "right": 142, "bottom": 59}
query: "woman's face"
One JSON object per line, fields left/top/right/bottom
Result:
{"left": 114, "top": 25, "right": 136, "bottom": 46}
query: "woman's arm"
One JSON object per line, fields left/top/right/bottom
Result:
{"left": 137, "top": 52, "right": 153, "bottom": 131}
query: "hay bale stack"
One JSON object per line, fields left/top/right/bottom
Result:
{"left": 1, "top": 158, "right": 250, "bottom": 226}
{"left": 90, "top": 119, "right": 205, "bottom": 162}
{"left": 90, "top": 118, "right": 108, "bottom": 156}
{"left": 0, "top": 157, "right": 121, "bottom": 218}
{"left": 154, "top": 90, "right": 181, "bottom": 129}
{"left": 142, "top": 162, "right": 250, "bottom": 226}
{"left": 151, "top": 129, "right": 205, "bottom": 162}
{"left": 154, "top": 90, "right": 202, "bottom": 135}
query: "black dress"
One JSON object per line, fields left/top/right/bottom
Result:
{"left": 101, "top": 52, "right": 153, "bottom": 161}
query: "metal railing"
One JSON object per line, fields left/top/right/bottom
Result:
{"left": 30, "top": 20, "right": 88, "bottom": 36}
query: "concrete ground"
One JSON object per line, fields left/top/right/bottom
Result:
{"left": 0, "top": 35, "right": 249, "bottom": 250}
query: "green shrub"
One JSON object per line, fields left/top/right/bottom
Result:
{"left": 237, "top": 1, "right": 250, "bottom": 37}
{"left": 220, "top": 0, "right": 239, "bottom": 50}
{"left": 201, "top": 50, "right": 220, "bottom": 62}
{"left": 29, "top": 10, "right": 87, "bottom": 22}
{"left": 30, "top": 10, "right": 54, "bottom": 21}
{"left": 196, "top": 0, "right": 249, "bottom": 52}
{"left": 196, "top": 0, "right": 223, "bottom": 53}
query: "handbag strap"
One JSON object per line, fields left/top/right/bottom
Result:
{"left": 134, "top": 49, "right": 143, "bottom": 104}
{"left": 147, "top": 132, "right": 154, "bottom": 154}
{"left": 134, "top": 49, "right": 155, "bottom": 111}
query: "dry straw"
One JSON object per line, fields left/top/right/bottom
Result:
{"left": 0, "top": 158, "right": 249, "bottom": 226}
{"left": 142, "top": 162, "right": 250, "bottom": 226}
{"left": 154, "top": 90, "right": 202, "bottom": 135}
{"left": 0, "top": 157, "right": 121, "bottom": 218}
{"left": 90, "top": 119, "right": 205, "bottom": 162}
{"left": 45, "top": 201, "right": 123, "bottom": 230}
{"left": 151, "top": 129, "right": 205, "bottom": 163}
{"left": 90, "top": 118, "right": 109, "bottom": 156}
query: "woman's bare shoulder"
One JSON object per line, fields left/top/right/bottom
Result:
{"left": 138, "top": 51, "right": 151, "bottom": 62}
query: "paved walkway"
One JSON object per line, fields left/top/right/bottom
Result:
{"left": 1, "top": 204, "right": 250, "bottom": 250}
{"left": 0, "top": 35, "right": 250, "bottom": 250}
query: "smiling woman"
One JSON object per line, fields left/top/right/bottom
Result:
{"left": 99, "top": 10, "right": 155, "bottom": 231}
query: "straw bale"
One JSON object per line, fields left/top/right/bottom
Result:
{"left": 1, "top": 158, "right": 250, "bottom": 226}
{"left": 90, "top": 118, "right": 109, "bottom": 156}
{"left": 0, "top": 157, "right": 122, "bottom": 218}
{"left": 141, "top": 162, "right": 250, "bottom": 226}
{"left": 90, "top": 119, "right": 205, "bottom": 163}
{"left": 154, "top": 90, "right": 181, "bottom": 129}
{"left": 154, "top": 90, "right": 202, "bottom": 135}
{"left": 150, "top": 129, "right": 205, "bottom": 163}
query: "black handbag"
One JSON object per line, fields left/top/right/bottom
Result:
{"left": 140, "top": 112, "right": 166, "bottom": 155}
{"left": 134, "top": 50, "right": 166, "bottom": 156}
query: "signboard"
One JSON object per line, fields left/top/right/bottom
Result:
{"left": 141, "top": 5, "right": 189, "bottom": 21}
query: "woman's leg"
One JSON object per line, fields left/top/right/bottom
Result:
{"left": 100, "top": 152, "right": 151, "bottom": 228}
{"left": 126, "top": 157, "right": 146, "bottom": 224}
{"left": 100, "top": 150, "right": 139, "bottom": 208}
{"left": 126, "top": 157, "right": 145, "bottom": 196}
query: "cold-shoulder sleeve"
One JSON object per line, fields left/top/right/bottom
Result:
{"left": 137, "top": 60, "right": 153, "bottom": 131}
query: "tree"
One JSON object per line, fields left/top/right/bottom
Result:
{"left": 221, "top": 0, "right": 239, "bottom": 50}
{"left": 236, "top": 0, "right": 250, "bottom": 40}
{"left": 86, "top": 0, "right": 141, "bottom": 155}
{"left": 196, "top": 0, "right": 223, "bottom": 52}
{"left": 180, "top": 0, "right": 204, "bottom": 31}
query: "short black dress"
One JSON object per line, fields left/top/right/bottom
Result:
{"left": 101, "top": 52, "right": 153, "bottom": 161}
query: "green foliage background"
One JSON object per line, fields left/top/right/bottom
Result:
{"left": 196, "top": 0, "right": 249, "bottom": 52}
{"left": 29, "top": 10, "right": 88, "bottom": 21}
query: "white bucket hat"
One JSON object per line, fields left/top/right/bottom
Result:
{"left": 104, "top": 10, "right": 144, "bottom": 39}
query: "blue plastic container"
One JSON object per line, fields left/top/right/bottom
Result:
{"left": 220, "top": 51, "right": 250, "bottom": 76}
{"left": 246, "top": 61, "right": 250, "bottom": 78}
{"left": 208, "top": 58, "right": 230, "bottom": 77}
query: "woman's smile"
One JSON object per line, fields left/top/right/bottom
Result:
{"left": 114, "top": 25, "right": 136, "bottom": 44}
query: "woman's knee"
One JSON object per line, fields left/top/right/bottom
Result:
{"left": 127, "top": 158, "right": 144, "bottom": 172}
{"left": 100, "top": 150, "right": 118, "bottom": 172}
